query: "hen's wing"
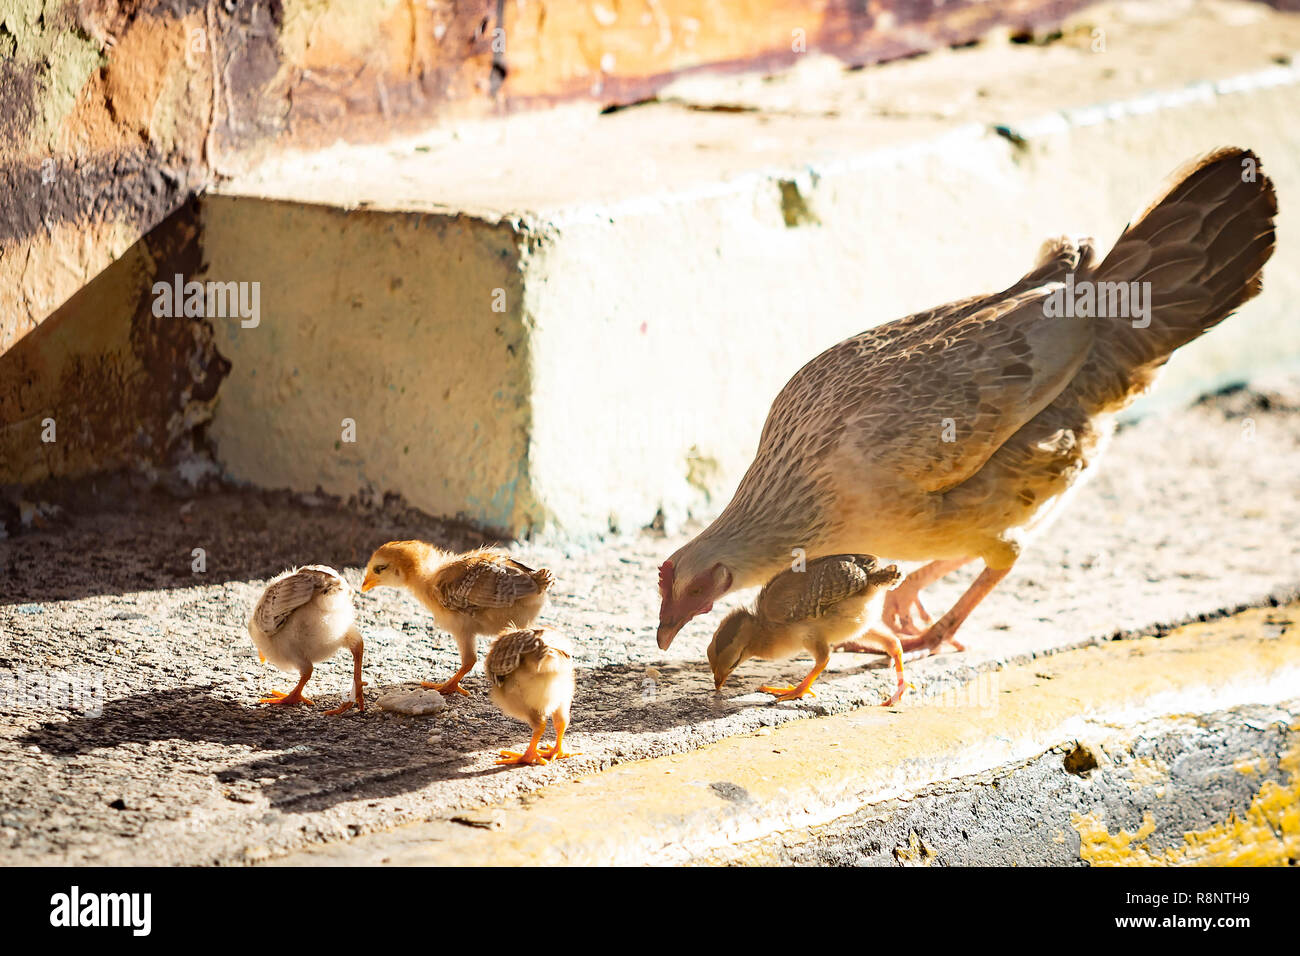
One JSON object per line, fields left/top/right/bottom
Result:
{"left": 771, "top": 277, "right": 1094, "bottom": 495}
{"left": 252, "top": 566, "right": 346, "bottom": 635}
{"left": 745, "top": 231, "right": 1090, "bottom": 500}
{"left": 435, "top": 551, "right": 549, "bottom": 612}
{"left": 758, "top": 554, "right": 899, "bottom": 623}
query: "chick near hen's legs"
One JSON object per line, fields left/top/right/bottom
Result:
{"left": 497, "top": 721, "right": 548, "bottom": 766}
{"left": 760, "top": 649, "right": 829, "bottom": 702}
{"left": 903, "top": 565, "right": 1011, "bottom": 655}
{"left": 421, "top": 629, "right": 476, "bottom": 696}
{"left": 838, "top": 628, "right": 909, "bottom": 706}
{"left": 537, "top": 704, "right": 580, "bottom": 761}
{"left": 260, "top": 667, "right": 314, "bottom": 707}
{"left": 324, "top": 634, "right": 365, "bottom": 716}
{"left": 883, "top": 558, "right": 972, "bottom": 636}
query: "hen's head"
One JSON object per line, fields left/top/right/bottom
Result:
{"left": 656, "top": 554, "right": 733, "bottom": 650}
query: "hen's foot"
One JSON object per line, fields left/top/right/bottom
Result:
{"left": 900, "top": 621, "right": 966, "bottom": 656}
{"left": 882, "top": 583, "right": 932, "bottom": 636}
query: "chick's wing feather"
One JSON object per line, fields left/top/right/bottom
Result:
{"left": 437, "top": 553, "right": 546, "bottom": 612}
{"left": 485, "top": 628, "right": 549, "bottom": 681}
{"left": 758, "top": 554, "right": 887, "bottom": 623}
{"left": 253, "top": 567, "right": 342, "bottom": 635}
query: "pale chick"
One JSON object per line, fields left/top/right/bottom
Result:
{"left": 708, "top": 554, "right": 905, "bottom": 704}
{"left": 361, "top": 541, "right": 554, "bottom": 696}
{"left": 485, "top": 628, "right": 579, "bottom": 767}
{"left": 248, "top": 565, "right": 365, "bottom": 715}
{"left": 660, "top": 148, "right": 1276, "bottom": 655}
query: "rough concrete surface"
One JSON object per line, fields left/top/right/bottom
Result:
{"left": 0, "top": 377, "right": 1298, "bottom": 864}
{"left": 717, "top": 703, "right": 1300, "bottom": 866}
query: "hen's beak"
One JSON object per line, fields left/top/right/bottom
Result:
{"left": 713, "top": 670, "right": 728, "bottom": 691}
{"left": 361, "top": 573, "right": 378, "bottom": 592}
{"left": 657, "top": 619, "right": 684, "bottom": 650}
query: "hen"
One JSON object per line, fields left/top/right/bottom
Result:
{"left": 659, "top": 147, "right": 1276, "bottom": 654}
{"left": 362, "top": 542, "right": 554, "bottom": 696}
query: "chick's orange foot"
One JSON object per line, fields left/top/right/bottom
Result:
{"left": 759, "top": 683, "right": 817, "bottom": 701}
{"left": 259, "top": 689, "right": 314, "bottom": 706}
{"left": 496, "top": 749, "right": 549, "bottom": 766}
{"left": 537, "top": 744, "right": 580, "bottom": 760}
{"left": 421, "top": 678, "right": 471, "bottom": 697}
{"left": 881, "top": 677, "right": 911, "bottom": 707}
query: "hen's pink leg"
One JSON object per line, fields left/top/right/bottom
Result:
{"left": 838, "top": 628, "right": 909, "bottom": 706}
{"left": 903, "top": 565, "right": 1011, "bottom": 656}
{"left": 883, "top": 558, "right": 972, "bottom": 636}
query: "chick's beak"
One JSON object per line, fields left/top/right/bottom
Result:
{"left": 713, "top": 669, "right": 729, "bottom": 691}
{"left": 361, "top": 572, "right": 378, "bottom": 593}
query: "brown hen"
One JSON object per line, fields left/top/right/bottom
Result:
{"left": 659, "top": 147, "right": 1276, "bottom": 655}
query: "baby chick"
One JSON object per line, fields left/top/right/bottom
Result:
{"left": 248, "top": 566, "right": 365, "bottom": 715}
{"left": 707, "top": 554, "right": 905, "bottom": 704}
{"left": 485, "top": 628, "right": 578, "bottom": 767}
{"left": 361, "top": 541, "right": 554, "bottom": 696}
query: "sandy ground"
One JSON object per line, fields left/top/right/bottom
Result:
{"left": 1, "top": 377, "right": 1299, "bottom": 865}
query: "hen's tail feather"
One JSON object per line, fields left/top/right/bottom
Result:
{"left": 1075, "top": 147, "right": 1276, "bottom": 413}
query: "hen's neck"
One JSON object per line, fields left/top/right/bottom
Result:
{"left": 689, "top": 485, "right": 827, "bottom": 591}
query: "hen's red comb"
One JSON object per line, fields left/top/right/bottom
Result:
{"left": 658, "top": 559, "right": 675, "bottom": 598}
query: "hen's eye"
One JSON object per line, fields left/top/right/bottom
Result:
{"left": 374, "top": 564, "right": 388, "bottom": 573}
{"left": 688, "top": 586, "right": 702, "bottom": 596}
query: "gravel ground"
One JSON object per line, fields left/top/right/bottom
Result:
{"left": 1, "top": 377, "right": 1299, "bottom": 865}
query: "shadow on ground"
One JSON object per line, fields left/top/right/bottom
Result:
{"left": 0, "top": 487, "right": 493, "bottom": 606}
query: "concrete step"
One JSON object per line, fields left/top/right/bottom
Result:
{"left": 3, "top": 0, "right": 1299, "bottom": 538}
{"left": 197, "top": 0, "right": 1300, "bottom": 538}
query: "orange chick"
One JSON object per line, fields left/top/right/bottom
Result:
{"left": 485, "top": 628, "right": 578, "bottom": 767}
{"left": 361, "top": 541, "right": 554, "bottom": 696}
{"left": 708, "top": 553, "right": 905, "bottom": 704}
